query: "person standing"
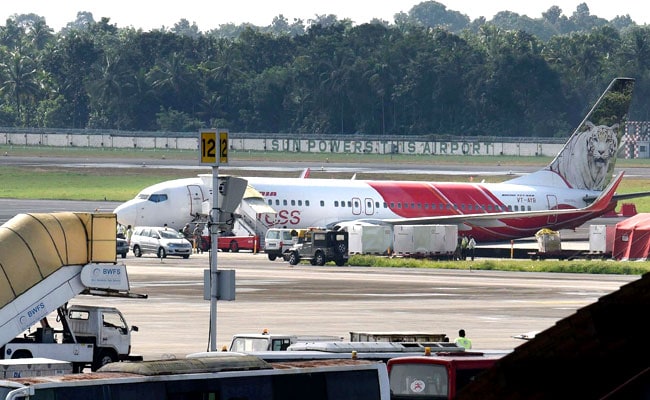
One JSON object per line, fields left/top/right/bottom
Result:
{"left": 125, "top": 225, "right": 133, "bottom": 246}
{"left": 468, "top": 236, "right": 476, "bottom": 261}
{"left": 460, "top": 235, "right": 468, "bottom": 260}
{"left": 454, "top": 329, "right": 472, "bottom": 349}
{"left": 192, "top": 224, "right": 203, "bottom": 253}
{"left": 117, "top": 223, "right": 125, "bottom": 239}
{"left": 182, "top": 223, "right": 191, "bottom": 240}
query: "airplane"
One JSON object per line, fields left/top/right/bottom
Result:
{"left": 114, "top": 77, "right": 644, "bottom": 242}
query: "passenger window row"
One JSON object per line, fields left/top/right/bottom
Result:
{"left": 266, "top": 198, "right": 532, "bottom": 212}
{"left": 267, "top": 199, "right": 311, "bottom": 207}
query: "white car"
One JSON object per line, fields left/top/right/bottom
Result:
{"left": 264, "top": 228, "right": 296, "bottom": 261}
{"left": 130, "top": 226, "right": 192, "bottom": 259}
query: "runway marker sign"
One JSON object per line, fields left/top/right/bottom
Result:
{"left": 200, "top": 130, "right": 228, "bottom": 165}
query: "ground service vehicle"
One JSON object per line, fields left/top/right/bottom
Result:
{"left": 5, "top": 304, "right": 141, "bottom": 372}
{"left": 226, "top": 331, "right": 459, "bottom": 365}
{"left": 219, "top": 235, "right": 259, "bottom": 252}
{"left": 197, "top": 341, "right": 464, "bottom": 366}
{"left": 190, "top": 223, "right": 259, "bottom": 253}
{"left": 387, "top": 353, "right": 503, "bottom": 399}
{"left": 349, "top": 332, "right": 449, "bottom": 343}
{"left": 229, "top": 331, "right": 449, "bottom": 353}
{"left": 204, "top": 234, "right": 260, "bottom": 252}
{"left": 285, "top": 228, "right": 349, "bottom": 266}
{"left": 264, "top": 228, "right": 295, "bottom": 260}
{"left": 229, "top": 331, "right": 343, "bottom": 352}
{"left": 0, "top": 355, "right": 391, "bottom": 400}
{"left": 130, "top": 226, "right": 192, "bottom": 258}
{"left": 0, "top": 212, "right": 145, "bottom": 372}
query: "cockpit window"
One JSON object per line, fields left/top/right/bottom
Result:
{"left": 148, "top": 194, "right": 168, "bottom": 203}
{"left": 137, "top": 194, "right": 149, "bottom": 200}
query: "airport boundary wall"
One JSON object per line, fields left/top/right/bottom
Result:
{"left": 0, "top": 123, "right": 648, "bottom": 158}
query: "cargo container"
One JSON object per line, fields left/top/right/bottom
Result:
{"left": 393, "top": 225, "right": 457, "bottom": 259}
{"left": 347, "top": 224, "right": 393, "bottom": 255}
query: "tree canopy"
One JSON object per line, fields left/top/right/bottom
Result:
{"left": 0, "top": 1, "right": 648, "bottom": 138}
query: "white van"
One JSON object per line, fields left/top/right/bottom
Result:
{"left": 264, "top": 228, "right": 295, "bottom": 261}
{"left": 131, "top": 226, "right": 193, "bottom": 259}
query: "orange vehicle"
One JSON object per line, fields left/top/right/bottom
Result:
{"left": 387, "top": 352, "right": 504, "bottom": 399}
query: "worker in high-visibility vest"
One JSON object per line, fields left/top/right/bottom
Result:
{"left": 468, "top": 236, "right": 476, "bottom": 261}
{"left": 460, "top": 235, "right": 469, "bottom": 260}
{"left": 454, "top": 329, "right": 472, "bottom": 349}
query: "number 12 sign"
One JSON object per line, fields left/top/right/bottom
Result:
{"left": 200, "top": 130, "right": 228, "bottom": 165}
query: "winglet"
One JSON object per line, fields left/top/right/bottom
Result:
{"left": 300, "top": 168, "right": 311, "bottom": 178}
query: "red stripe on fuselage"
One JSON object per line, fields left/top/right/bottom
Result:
{"left": 367, "top": 181, "right": 505, "bottom": 217}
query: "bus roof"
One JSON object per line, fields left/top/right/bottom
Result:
{"left": 387, "top": 353, "right": 506, "bottom": 369}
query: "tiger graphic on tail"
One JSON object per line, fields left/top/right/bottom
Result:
{"left": 550, "top": 121, "right": 619, "bottom": 191}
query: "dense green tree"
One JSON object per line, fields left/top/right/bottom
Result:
{"left": 64, "top": 11, "right": 96, "bottom": 32}
{"left": 244, "top": 66, "right": 291, "bottom": 132}
{"left": 0, "top": 3, "right": 646, "bottom": 134}
{"left": 406, "top": 1, "right": 470, "bottom": 31}
{"left": 171, "top": 19, "right": 201, "bottom": 38}
{"left": 266, "top": 15, "right": 306, "bottom": 37}
{"left": 147, "top": 51, "right": 201, "bottom": 115}
{"left": 40, "top": 30, "right": 99, "bottom": 128}
{"left": 0, "top": 18, "right": 25, "bottom": 50}
{"left": 0, "top": 51, "right": 41, "bottom": 125}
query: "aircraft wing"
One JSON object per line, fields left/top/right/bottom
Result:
{"left": 611, "top": 191, "right": 650, "bottom": 202}
{"left": 378, "top": 172, "right": 625, "bottom": 228}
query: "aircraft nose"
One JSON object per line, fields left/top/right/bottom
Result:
{"left": 114, "top": 201, "right": 137, "bottom": 227}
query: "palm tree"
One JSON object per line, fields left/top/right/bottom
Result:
{"left": 86, "top": 54, "right": 126, "bottom": 128}
{"left": 0, "top": 51, "right": 41, "bottom": 126}
{"left": 147, "top": 52, "right": 195, "bottom": 111}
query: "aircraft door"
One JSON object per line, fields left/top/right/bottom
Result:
{"left": 364, "top": 198, "right": 375, "bottom": 216}
{"left": 352, "top": 197, "right": 362, "bottom": 215}
{"left": 546, "top": 195, "right": 558, "bottom": 224}
{"left": 187, "top": 185, "right": 207, "bottom": 216}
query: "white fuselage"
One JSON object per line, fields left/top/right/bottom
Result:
{"left": 114, "top": 174, "right": 601, "bottom": 242}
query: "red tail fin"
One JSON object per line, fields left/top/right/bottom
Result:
{"left": 587, "top": 172, "right": 624, "bottom": 212}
